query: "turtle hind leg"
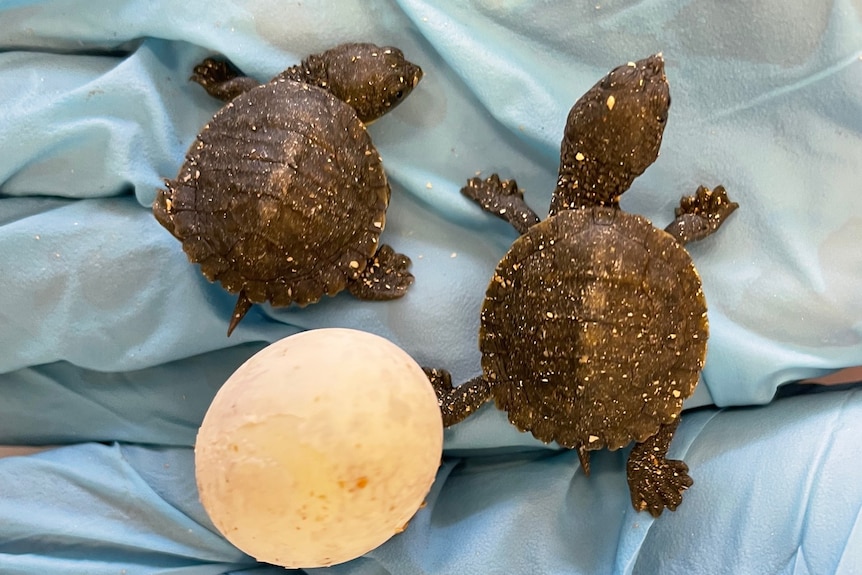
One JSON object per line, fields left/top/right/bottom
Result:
{"left": 191, "top": 58, "right": 260, "bottom": 101}
{"left": 422, "top": 368, "right": 492, "bottom": 427}
{"left": 346, "top": 244, "right": 414, "bottom": 301}
{"left": 664, "top": 185, "right": 739, "bottom": 245}
{"left": 626, "top": 419, "right": 693, "bottom": 517}
{"left": 462, "top": 174, "right": 541, "bottom": 235}
{"left": 226, "top": 291, "right": 253, "bottom": 337}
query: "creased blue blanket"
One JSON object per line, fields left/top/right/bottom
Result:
{"left": 1, "top": 1, "right": 861, "bottom": 573}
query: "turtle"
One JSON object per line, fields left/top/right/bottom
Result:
{"left": 425, "top": 54, "right": 738, "bottom": 516}
{"left": 153, "top": 43, "right": 423, "bottom": 336}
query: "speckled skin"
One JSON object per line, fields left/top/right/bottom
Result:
{"left": 428, "top": 55, "right": 738, "bottom": 517}
{"left": 154, "top": 44, "right": 422, "bottom": 335}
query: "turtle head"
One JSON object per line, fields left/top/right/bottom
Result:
{"left": 320, "top": 43, "right": 423, "bottom": 123}
{"left": 551, "top": 54, "right": 670, "bottom": 213}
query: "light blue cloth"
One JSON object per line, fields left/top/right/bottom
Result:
{"left": 1, "top": 0, "right": 861, "bottom": 573}
{"left": 1, "top": 388, "right": 860, "bottom": 574}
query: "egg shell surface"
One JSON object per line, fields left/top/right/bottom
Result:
{"left": 195, "top": 328, "right": 443, "bottom": 568}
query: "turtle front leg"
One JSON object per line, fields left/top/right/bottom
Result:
{"left": 347, "top": 244, "right": 414, "bottom": 300}
{"left": 422, "top": 368, "right": 493, "bottom": 427}
{"left": 664, "top": 185, "right": 739, "bottom": 245}
{"left": 626, "top": 419, "right": 693, "bottom": 517}
{"left": 191, "top": 58, "right": 261, "bottom": 102}
{"left": 462, "top": 174, "right": 541, "bottom": 235}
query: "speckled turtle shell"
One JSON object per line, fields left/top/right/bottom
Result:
{"left": 158, "top": 79, "right": 388, "bottom": 307}
{"left": 154, "top": 43, "right": 422, "bottom": 335}
{"left": 431, "top": 53, "right": 738, "bottom": 516}
{"left": 479, "top": 206, "right": 708, "bottom": 451}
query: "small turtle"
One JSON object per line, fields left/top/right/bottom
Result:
{"left": 154, "top": 43, "right": 422, "bottom": 335}
{"left": 426, "top": 55, "right": 738, "bottom": 516}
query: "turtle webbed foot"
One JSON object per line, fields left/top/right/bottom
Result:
{"left": 626, "top": 420, "right": 693, "bottom": 517}
{"left": 677, "top": 185, "right": 739, "bottom": 225}
{"left": 422, "top": 368, "right": 492, "bottom": 427}
{"left": 665, "top": 185, "right": 739, "bottom": 245}
{"left": 423, "top": 367, "right": 453, "bottom": 398}
{"left": 191, "top": 57, "right": 260, "bottom": 101}
{"left": 462, "top": 174, "right": 541, "bottom": 235}
{"left": 347, "top": 244, "right": 414, "bottom": 301}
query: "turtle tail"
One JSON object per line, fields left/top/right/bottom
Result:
{"left": 227, "top": 291, "right": 253, "bottom": 337}
{"left": 578, "top": 445, "right": 591, "bottom": 476}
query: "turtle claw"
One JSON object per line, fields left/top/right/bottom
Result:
{"left": 626, "top": 420, "right": 692, "bottom": 517}
{"left": 665, "top": 184, "right": 738, "bottom": 245}
{"left": 347, "top": 244, "right": 414, "bottom": 301}
{"left": 422, "top": 367, "right": 454, "bottom": 397}
{"left": 675, "top": 185, "right": 739, "bottom": 227}
{"left": 462, "top": 174, "right": 540, "bottom": 234}
{"left": 421, "top": 368, "right": 492, "bottom": 427}
{"left": 191, "top": 58, "right": 238, "bottom": 88}
{"left": 627, "top": 456, "right": 692, "bottom": 517}
{"left": 462, "top": 174, "right": 524, "bottom": 205}
{"left": 190, "top": 57, "right": 258, "bottom": 101}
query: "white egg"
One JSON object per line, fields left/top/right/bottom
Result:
{"left": 195, "top": 328, "right": 443, "bottom": 568}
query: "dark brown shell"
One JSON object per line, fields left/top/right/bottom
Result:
{"left": 479, "top": 207, "right": 708, "bottom": 452}
{"left": 153, "top": 79, "right": 389, "bottom": 306}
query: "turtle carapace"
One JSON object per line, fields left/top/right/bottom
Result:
{"left": 154, "top": 43, "right": 422, "bottom": 335}
{"left": 426, "top": 55, "right": 738, "bottom": 517}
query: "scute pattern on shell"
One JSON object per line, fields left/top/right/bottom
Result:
{"left": 480, "top": 207, "right": 708, "bottom": 451}
{"left": 156, "top": 80, "right": 389, "bottom": 307}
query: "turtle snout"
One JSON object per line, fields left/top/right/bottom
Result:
{"left": 406, "top": 62, "right": 423, "bottom": 87}
{"left": 632, "top": 53, "right": 667, "bottom": 88}
{"left": 641, "top": 53, "right": 665, "bottom": 77}
{"left": 636, "top": 54, "right": 669, "bottom": 113}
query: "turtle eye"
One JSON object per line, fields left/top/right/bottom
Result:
{"left": 395, "top": 90, "right": 404, "bottom": 99}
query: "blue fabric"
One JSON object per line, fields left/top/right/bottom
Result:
{"left": 1, "top": 0, "right": 861, "bottom": 573}
{"left": 1, "top": 388, "right": 860, "bottom": 574}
